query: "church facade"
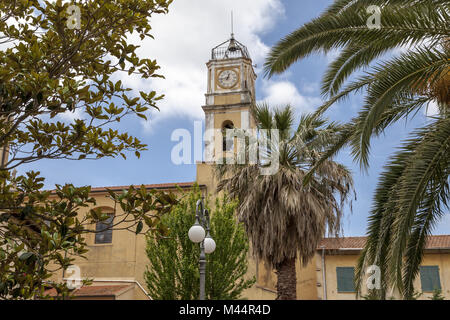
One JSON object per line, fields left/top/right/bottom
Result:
{"left": 49, "top": 36, "right": 450, "bottom": 300}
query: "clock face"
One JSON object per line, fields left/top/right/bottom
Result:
{"left": 218, "top": 69, "right": 238, "bottom": 88}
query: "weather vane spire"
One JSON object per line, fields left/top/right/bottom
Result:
{"left": 231, "top": 11, "right": 234, "bottom": 39}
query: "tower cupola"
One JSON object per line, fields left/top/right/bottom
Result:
{"left": 211, "top": 35, "right": 251, "bottom": 61}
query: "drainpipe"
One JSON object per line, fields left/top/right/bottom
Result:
{"left": 321, "top": 246, "right": 327, "bottom": 300}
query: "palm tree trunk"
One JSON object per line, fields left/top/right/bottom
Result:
{"left": 275, "top": 257, "right": 297, "bottom": 300}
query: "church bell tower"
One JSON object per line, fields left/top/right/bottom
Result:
{"left": 203, "top": 34, "right": 257, "bottom": 161}
{"left": 196, "top": 33, "right": 257, "bottom": 195}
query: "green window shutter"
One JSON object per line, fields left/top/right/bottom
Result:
{"left": 336, "top": 267, "right": 355, "bottom": 293}
{"left": 420, "top": 266, "right": 441, "bottom": 292}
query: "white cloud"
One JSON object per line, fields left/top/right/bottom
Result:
{"left": 114, "top": 0, "right": 285, "bottom": 133}
{"left": 0, "top": 17, "right": 25, "bottom": 51}
{"left": 301, "top": 81, "right": 319, "bottom": 94}
{"left": 0, "top": 40, "right": 15, "bottom": 52}
{"left": 425, "top": 100, "right": 440, "bottom": 117}
{"left": 57, "top": 108, "right": 85, "bottom": 122}
{"left": 259, "top": 80, "right": 322, "bottom": 114}
{"left": 325, "top": 48, "right": 341, "bottom": 63}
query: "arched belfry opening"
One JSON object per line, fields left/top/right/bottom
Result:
{"left": 222, "top": 120, "right": 235, "bottom": 152}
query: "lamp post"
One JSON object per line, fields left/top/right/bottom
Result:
{"left": 188, "top": 199, "right": 216, "bottom": 300}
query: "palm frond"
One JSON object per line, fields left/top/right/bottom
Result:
{"left": 265, "top": 2, "right": 449, "bottom": 77}
{"left": 314, "top": 76, "right": 372, "bottom": 116}
{"left": 252, "top": 103, "right": 273, "bottom": 130}
{"left": 216, "top": 106, "right": 354, "bottom": 269}
{"left": 264, "top": 0, "right": 450, "bottom": 299}
{"left": 273, "top": 105, "right": 294, "bottom": 140}
{"left": 350, "top": 48, "right": 449, "bottom": 168}
{"left": 387, "top": 117, "right": 450, "bottom": 294}
{"left": 356, "top": 116, "right": 450, "bottom": 299}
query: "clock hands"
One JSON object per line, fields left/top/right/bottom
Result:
{"left": 219, "top": 70, "right": 236, "bottom": 88}
{"left": 220, "top": 72, "right": 230, "bottom": 81}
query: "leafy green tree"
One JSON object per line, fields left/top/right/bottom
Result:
{"left": 264, "top": 0, "right": 449, "bottom": 299}
{"left": 145, "top": 187, "right": 255, "bottom": 300}
{"left": 217, "top": 104, "right": 354, "bottom": 300}
{"left": 0, "top": 0, "right": 175, "bottom": 299}
{"left": 430, "top": 289, "right": 445, "bottom": 300}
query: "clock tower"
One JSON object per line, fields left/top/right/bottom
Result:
{"left": 204, "top": 35, "right": 257, "bottom": 161}
{"left": 197, "top": 34, "right": 257, "bottom": 196}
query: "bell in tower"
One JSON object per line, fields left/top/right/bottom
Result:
{"left": 227, "top": 35, "right": 239, "bottom": 53}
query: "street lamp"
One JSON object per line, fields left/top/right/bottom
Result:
{"left": 188, "top": 199, "right": 216, "bottom": 300}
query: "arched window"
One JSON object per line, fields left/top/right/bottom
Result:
{"left": 95, "top": 211, "right": 114, "bottom": 244}
{"left": 222, "top": 121, "right": 235, "bottom": 152}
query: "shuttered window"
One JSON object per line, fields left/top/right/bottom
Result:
{"left": 336, "top": 267, "right": 355, "bottom": 293}
{"left": 95, "top": 214, "right": 114, "bottom": 244}
{"left": 420, "top": 266, "right": 441, "bottom": 292}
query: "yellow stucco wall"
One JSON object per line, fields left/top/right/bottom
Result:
{"left": 51, "top": 187, "right": 201, "bottom": 300}
{"left": 415, "top": 252, "right": 450, "bottom": 299}
{"left": 320, "top": 251, "right": 450, "bottom": 300}
{"left": 214, "top": 94, "right": 241, "bottom": 106}
{"left": 50, "top": 183, "right": 450, "bottom": 301}
{"left": 51, "top": 175, "right": 322, "bottom": 300}
{"left": 320, "top": 254, "right": 362, "bottom": 300}
{"left": 251, "top": 257, "right": 319, "bottom": 300}
{"left": 73, "top": 193, "right": 146, "bottom": 284}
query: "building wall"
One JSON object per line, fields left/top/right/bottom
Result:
{"left": 320, "top": 254, "right": 364, "bottom": 300}
{"left": 53, "top": 180, "right": 321, "bottom": 300}
{"left": 245, "top": 256, "right": 318, "bottom": 300}
{"left": 321, "top": 251, "right": 450, "bottom": 300}
{"left": 415, "top": 252, "right": 450, "bottom": 299}
{"left": 51, "top": 187, "right": 450, "bottom": 301}
{"left": 214, "top": 94, "right": 241, "bottom": 106}
{"left": 74, "top": 194, "right": 144, "bottom": 284}
{"left": 51, "top": 187, "right": 201, "bottom": 300}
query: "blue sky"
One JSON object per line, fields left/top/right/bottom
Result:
{"left": 17, "top": 0, "right": 449, "bottom": 236}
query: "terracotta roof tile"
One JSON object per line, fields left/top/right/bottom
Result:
{"left": 89, "top": 182, "right": 200, "bottom": 192}
{"left": 318, "top": 237, "right": 367, "bottom": 250}
{"left": 318, "top": 235, "right": 450, "bottom": 250}
{"left": 425, "top": 235, "right": 450, "bottom": 249}
{"left": 48, "top": 182, "right": 203, "bottom": 194}
{"left": 45, "top": 284, "right": 132, "bottom": 297}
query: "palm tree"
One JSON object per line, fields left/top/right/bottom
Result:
{"left": 217, "top": 104, "right": 354, "bottom": 299}
{"left": 264, "top": 0, "right": 449, "bottom": 299}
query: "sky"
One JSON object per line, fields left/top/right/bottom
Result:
{"left": 16, "top": 0, "right": 449, "bottom": 236}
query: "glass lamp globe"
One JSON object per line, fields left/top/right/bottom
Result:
{"left": 188, "top": 224, "right": 205, "bottom": 243}
{"left": 204, "top": 237, "right": 216, "bottom": 254}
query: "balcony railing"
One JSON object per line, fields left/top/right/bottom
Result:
{"left": 211, "top": 38, "right": 250, "bottom": 60}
